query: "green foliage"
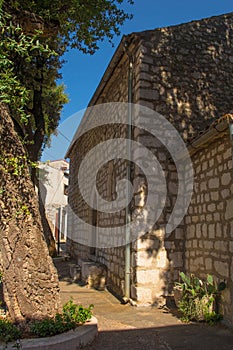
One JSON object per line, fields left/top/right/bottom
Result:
{"left": 0, "top": 4, "right": 68, "bottom": 163}
{"left": 30, "top": 300, "right": 94, "bottom": 338}
{"left": 0, "top": 292, "right": 92, "bottom": 342}
{"left": 0, "top": 9, "right": 54, "bottom": 124}
{"left": 30, "top": 314, "right": 76, "bottom": 337}
{"left": 0, "top": 0, "right": 133, "bottom": 165}
{"left": 0, "top": 155, "right": 36, "bottom": 176}
{"left": 15, "top": 203, "right": 30, "bottom": 217}
{"left": 175, "top": 272, "right": 226, "bottom": 324}
{"left": 204, "top": 311, "right": 223, "bottom": 326}
{"left": 5, "top": 0, "right": 134, "bottom": 54}
{"left": 0, "top": 319, "right": 21, "bottom": 343}
{"left": 62, "top": 299, "right": 94, "bottom": 324}
{"left": 0, "top": 154, "right": 36, "bottom": 217}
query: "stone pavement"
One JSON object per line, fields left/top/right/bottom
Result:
{"left": 54, "top": 259, "right": 233, "bottom": 350}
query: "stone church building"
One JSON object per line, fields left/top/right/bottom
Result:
{"left": 66, "top": 13, "right": 233, "bottom": 326}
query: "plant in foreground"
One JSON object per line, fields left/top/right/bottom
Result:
{"left": 30, "top": 300, "right": 94, "bottom": 338}
{"left": 0, "top": 300, "right": 94, "bottom": 345}
{"left": 0, "top": 318, "right": 21, "bottom": 343}
{"left": 175, "top": 272, "right": 226, "bottom": 324}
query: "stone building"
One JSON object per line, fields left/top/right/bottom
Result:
{"left": 66, "top": 13, "right": 233, "bottom": 325}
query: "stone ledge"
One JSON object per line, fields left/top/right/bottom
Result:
{"left": 3, "top": 316, "right": 98, "bottom": 350}
{"left": 80, "top": 261, "right": 107, "bottom": 290}
{"left": 69, "top": 263, "right": 81, "bottom": 282}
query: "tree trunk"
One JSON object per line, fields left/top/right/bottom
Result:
{"left": 0, "top": 104, "right": 61, "bottom": 322}
{"left": 27, "top": 62, "right": 57, "bottom": 257}
{"left": 38, "top": 187, "right": 58, "bottom": 257}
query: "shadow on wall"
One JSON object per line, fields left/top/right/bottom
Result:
{"left": 135, "top": 224, "right": 184, "bottom": 307}
{"left": 148, "top": 16, "right": 233, "bottom": 141}
{"left": 132, "top": 139, "right": 185, "bottom": 306}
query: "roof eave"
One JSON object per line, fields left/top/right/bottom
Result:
{"left": 65, "top": 33, "right": 137, "bottom": 159}
{"left": 188, "top": 118, "right": 230, "bottom": 156}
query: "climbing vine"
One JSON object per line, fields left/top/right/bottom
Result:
{"left": 0, "top": 155, "right": 37, "bottom": 176}
{"left": 0, "top": 5, "right": 56, "bottom": 125}
{"left": 0, "top": 155, "right": 37, "bottom": 218}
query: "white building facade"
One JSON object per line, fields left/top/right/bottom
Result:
{"left": 39, "top": 159, "right": 69, "bottom": 241}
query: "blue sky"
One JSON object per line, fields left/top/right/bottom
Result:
{"left": 41, "top": 0, "right": 233, "bottom": 161}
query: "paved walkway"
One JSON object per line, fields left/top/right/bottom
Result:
{"left": 55, "top": 259, "right": 233, "bottom": 350}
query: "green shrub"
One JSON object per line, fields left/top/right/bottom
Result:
{"left": 0, "top": 318, "right": 21, "bottom": 343}
{"left": 30, "top": 314, "right": 76, "bottom": 337}
{"left": 62, "top": 299, "right": 94, "bottom": 324}
{"left": 30, "top": 300, "right": 94, "bottom": 338}
{"left": 0, "top": 300, "right": 94, "bottom": 341}
{"left": 175, "top": 272, "right": 226, "bottom": 324}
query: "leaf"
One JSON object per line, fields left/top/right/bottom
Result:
{"left": 180, "top": 272, "right": 191, "bottom": 286}
{"left": 193, "top": 277, "right": 201, "bottom": 289}
{"left": 207, "top": 284, "right": 215, "bottom": 295}
{"left": 207, "top": 275, "right": 213, "bottom": 285}
{"left": 218, "top": 281, "right": 226, "bottom": 292}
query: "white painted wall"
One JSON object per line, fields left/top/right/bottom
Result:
{"left": 38, "top": 159, "right": 69, "bottom": 238}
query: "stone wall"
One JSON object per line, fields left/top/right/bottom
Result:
{"left": 136, "top": 12, "right": 233, "bottom": 141}
{"left": 129, "top": 12, "right": 233, "bottom": 305}
{"left": 67, "top": 43, "right": 141, "bottom": 296}
{"left": 67, "top": 12, "right": 233, "bottom": 307}
{"left": 185, "top": 131, "right": 233, "bottom": 325}
{"left": 130, "top": 130, "right": 185, "bottom": 305}
{"left": 67, "top": 125, "right": 131, "bottom": 296}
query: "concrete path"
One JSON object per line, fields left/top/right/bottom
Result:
{"left": 55, "top": 259, "right": 233, "bottom": 350}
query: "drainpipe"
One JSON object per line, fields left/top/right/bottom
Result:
{"left": 124, "top": 41, "right": 133, "bottom": 302}
{"left": 57, "top": 206, "right": 62, "bottom": 255}
{"left": 229, "top": 121, "right": 233, "bottom": 162}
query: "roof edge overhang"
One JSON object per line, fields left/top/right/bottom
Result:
{"left": 187, "top": 114, "right": 233, "bottom": 156}
{"left": 65, "top": 33, "right": 138, "bottom": 159}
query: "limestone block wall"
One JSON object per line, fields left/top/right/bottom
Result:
{"left": 67, "top": 125, "right": 129, "bottom": 296}
{"left": 67, "top": 35, "right": 186, "bottom": 300}
{"left": 130, "top": 130, "right": 185, "bottom": 305}
{"left": 185, "top": 132, "right": 233, "bottom": 326}
{"left": 67, "top": 42, "right": 141, "bottom": 296}
{"left": 67, "top": 12, "right": 233, "bottom": 305}
{"left": 136, "top": 13, "right": 233, "bottom": 141}
{"left": 130, "top": 12, "right": 233, "bottom": 305}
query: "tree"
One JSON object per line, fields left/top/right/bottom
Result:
{"left": 0, "top": 7, "right": 62, "bottom": 255}
{"left": 1, "top": 0, "right": 133, "bottom": 253}
{"left": 0, "top": 0, "right": 133, "bottom": 321}
{"left": 5, "top": 0, "right": 133, "bottom": 53}
{"left": 1, "top": 0, "right": 133, "bottom": 252}
{"left": 0, "top": 103, "right": 61, "bottom": 322}
{"left": 2, "top": 0, "right": 133, "bottom": 166}
{"left": 0, "top": 6, "right": 61, "bottom": 321}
